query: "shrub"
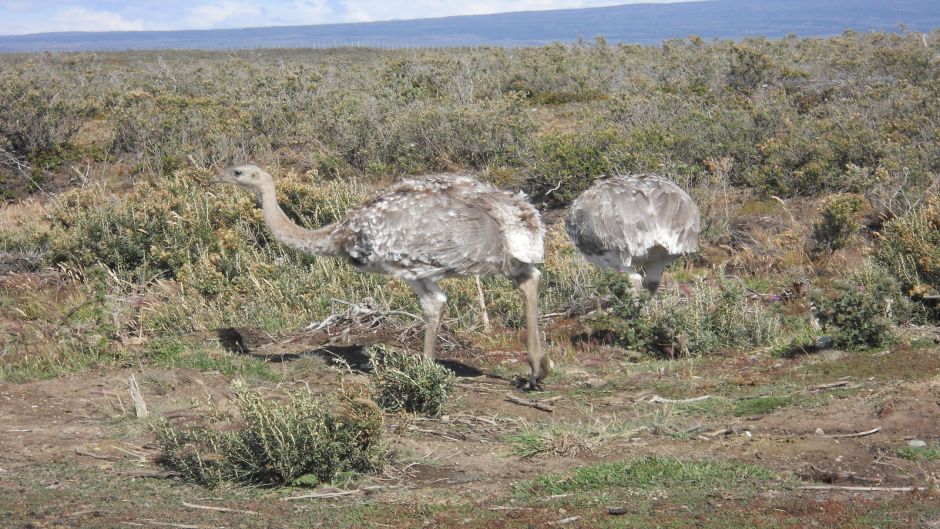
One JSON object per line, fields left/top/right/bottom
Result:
{"left": 369, "top": 345, "right": 455, "bottom": 417}
{"left": 811, "top": 193, "right": 864, "bottom": 254}
{"left": 155, "top": 386, "right": 386, "bottom": 487}
{"left": 644, "top": 279, "right": 782, "bottom": 356}
{"left": 875, "top": 194, "right": 940, "bottom": 299}
{"left": 810, "top": 268, "right": 899, "bottom": 350}
{"left": 584, "top": 274, "right": 781, "bottom": 357}
{"left": 528, "top": 128, "right": 628, "bottom": 208}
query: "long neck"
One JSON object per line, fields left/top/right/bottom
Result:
{"left": 257, "top": 183, "right": 339, "bottom": 256}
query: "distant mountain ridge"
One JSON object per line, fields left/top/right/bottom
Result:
{"left": 1, "top": 0, "right": 938, "bottom": 52}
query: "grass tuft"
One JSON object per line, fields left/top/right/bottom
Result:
{"left": 155, "top": 386, "right": 386, "bottom": 487}
{"left": 369, "top": 346, "right": 455, "bottom": 418}
{"left": 515, "top": 456, "right": 775, "bottom": 498}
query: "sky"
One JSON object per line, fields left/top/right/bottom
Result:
{"left": 0, "top": 1, "right": 689, "bottom": 36}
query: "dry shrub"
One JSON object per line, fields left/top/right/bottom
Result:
{"left": 369, "top": 346, "right": 455, "bottom": 418}
{"left": 876, "top": 194, "right": 940, "bottom": 299}
{"left": 155, "top": 386, "right": 386, "bottom": 487}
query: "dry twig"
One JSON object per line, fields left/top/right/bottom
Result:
{"left": 643, "top": 395, "right": 712, "bottom": 404}
{"left": 282, "top": 489, "right": 360, "bottom": 501}
{"left": 799, "top": 485, "right": 926, "bottom": 492}
{"left": 505, "top": 393, "right": 554, "bottom": 412}
{"left": 819, "top": 426, "right": 881, "bottom": 439}
{"left": 181, "top": 501, "right": 258, "bottom": 515}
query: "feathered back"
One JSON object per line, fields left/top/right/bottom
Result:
{"left": 566, "top": 174, "right": 700, "bottom": 263}
{"left": 339, "top": 174, "right": 544, "bottom": 279}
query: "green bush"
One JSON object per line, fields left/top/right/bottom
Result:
{"left": 584, "top": 274, "right": 781, "bottom": 357}
{"left": 369, "top": 346, "right": 455, "bottom": 417}
{"left": 810, "top": 269, "right": 899, "bottom": 349}
{"left": 528, "top": 128, "right": 628, "bottom": 208}
{"left": 875, "top": 194, "right": 940, "bottom": 299}
{"left": 811, "top": 193, "right": 864, "bottom": 254}
{"left": 155, "top": 386, "right": 386, "bottom": 487}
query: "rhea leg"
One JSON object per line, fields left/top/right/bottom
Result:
{"left": 642, "top": 257, "right": 674, "bottom": 296}
{"left": 408, "top": 279, "right": 446, "bottom": 360}
{"left": 618, "top": 265, "right": 645, "bottom": 299}
{"left": 514, "top": 266, "right": 552, "bottom": 388}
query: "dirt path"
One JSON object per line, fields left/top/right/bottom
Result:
{"left": 1, "top": 336, "right": 939, "bottom": 528}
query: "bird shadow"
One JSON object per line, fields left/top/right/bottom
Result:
{"left": 215, "top": 327, "right": 486, "bottom": 378}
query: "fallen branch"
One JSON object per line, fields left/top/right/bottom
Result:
{"left": 75, "top": 448, "right": 119, "bottom": 461}
{"left": 181, "top": 501, "right": 258, "bottom": 515}
{"left": 282, "top": 489, "right": 359, "bottom": 501}
{"left": 128, "top": 374, "right": 149, "bottom": 418}
{"left": 407, "top": 425, "right": 466, "bottom": 442}
{"left": 809, "top": 381, "right": 850, "bottom": 391}
{"left": 138, "top": 521, "right": 199, "bottom": 529}
{"left": 819, "top": 426, "right": 881, "bottom": 439}
{"left": 644, "top": 395, "right": 712, "bottom": 404}
{"left": 505, "top": 393, "right": 554, "bottom": 412}
{"left": 799, "top": 485, "right": 927, "bottom": 492}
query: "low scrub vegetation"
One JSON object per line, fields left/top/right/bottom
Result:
{"left": 515, "top": 456, "right": 775, "bottom": 498}
{"left": 369, "top": 346, "right": 456, "bottom": 417}
{"left": 155, "top": 386, "right": 386, "bottom": 487}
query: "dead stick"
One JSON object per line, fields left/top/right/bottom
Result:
{"left": 798, "top": 485, "right": 926, "bottom": 492}
{"left": 75, "top": 448, "right": 119, "bottom": 461}
{"left": 645, "top": 395, "right": 712, "bottom": 404}
{"left": 181, "top": 501, "right": 257, "bottom": 515}
{"left": 505, "top": 393, "right": 554, "bottom": 412}
{"left": 820, "top": 426, "right": 881, "bottom": 439}
{"left": 809, "top": 381, "right": 850, "bottom": 391}
{"left": 128, "top": 374, "right": 149, "bottom": 418}
{"left": 139, "top": 521, "right": 199, "bottom": 529}
{"left": 282, "top": 489, "right": 359, "bottom": 501}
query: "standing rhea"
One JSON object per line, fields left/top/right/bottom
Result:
{"left": 217, "top": 165, "right": 552, "bottom": 388}
{"left": 566, "top": 174, "right": 700, "bottom": 295}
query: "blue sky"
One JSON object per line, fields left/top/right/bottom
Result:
{"left": 0, "top": 1, "right": 687, "bottom": 35}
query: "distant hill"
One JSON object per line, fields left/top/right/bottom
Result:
{"left": 1, "top": 0, "right": 938, "bottom": 52}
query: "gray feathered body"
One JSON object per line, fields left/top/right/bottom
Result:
{"left": 329, "top": 174, "right": 545, "bottom": 281}
{"left": 566, "top": 174, "right": 700, "bottom": 270}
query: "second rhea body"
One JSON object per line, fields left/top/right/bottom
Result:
{"left": 566, "top": 174, "right": 701, "bottom": 295}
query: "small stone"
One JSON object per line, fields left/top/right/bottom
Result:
{"left": 815, "top": 336, "right": 834, "bottom": 349}
{"left": 608, "top": 507, "right": 627, "bottom": 515}
{"left": 907, "top": 439, "right": 928, "bottom": 448}
{"left": 815, "top": 428, "right": 825, "bottom": 436}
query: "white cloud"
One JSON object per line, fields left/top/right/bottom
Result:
{"left": 1, "top": 6, "right": 145, "bottom": 34}
{"left": 0, "top": 0, "right": 689, "bottom": 35}
{"left": 183, "top": 1, "right": 263, "bottom": 29}
{"left": 335, "top": 0, "right": 637, "bottom": 23}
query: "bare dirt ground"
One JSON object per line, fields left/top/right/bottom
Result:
{"left": 2, "top": 326, "right": 940, "bottom": 528}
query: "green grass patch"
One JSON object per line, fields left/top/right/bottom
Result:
{"left": 734, "top": 395, "right": 793, "bottom": 416}
{"left": 515, "top": 456, "right": 774, "bottom": 498}
{"left": 896, "top": 445, "right": 940, "bottom": 461}
{"left": 144, "top": 337, "right": 278, "bottom": 380}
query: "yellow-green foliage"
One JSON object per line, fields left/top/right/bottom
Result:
{"left": 369, "top": 346, "right": 456, "bottom": 417}
{"left": 876, "top": 194, "right": 940, "bottom": 298}
{"left": 155, "top": 386, "right": 386, "bottom": 487}
{"left": 39, "top": 169, "right": 388, "bottom": 332}
{"left": 811, "top": 193, "right": 864, "bottom": 253}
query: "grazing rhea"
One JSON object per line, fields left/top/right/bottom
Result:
{"left": 217, "top": 165, "right": 552, "bottom": 388}
{"left": 566, "top": 174, "right": 700, "bottom": 295}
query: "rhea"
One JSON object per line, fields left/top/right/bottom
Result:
{"left": 566, "top": 174, "right": 701, "bottom": 295}
{"left": 217, "top": 165, "right": 552, "bottom": 388}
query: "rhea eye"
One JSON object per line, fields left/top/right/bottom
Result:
{"left": 233, "top": 170, "right": 242, "bottom": 176}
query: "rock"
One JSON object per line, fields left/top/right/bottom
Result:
{"left": 815, "top": 428, "right": 825, "bottom": 436}
{"left": 907, "top": 439, "right": 928, "bottom": 448}
{"left": 607, "top": 507, "right": 627, "bottom": 515}
{"left": 815, "top": 336, "right": 834, "bottom": 349}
